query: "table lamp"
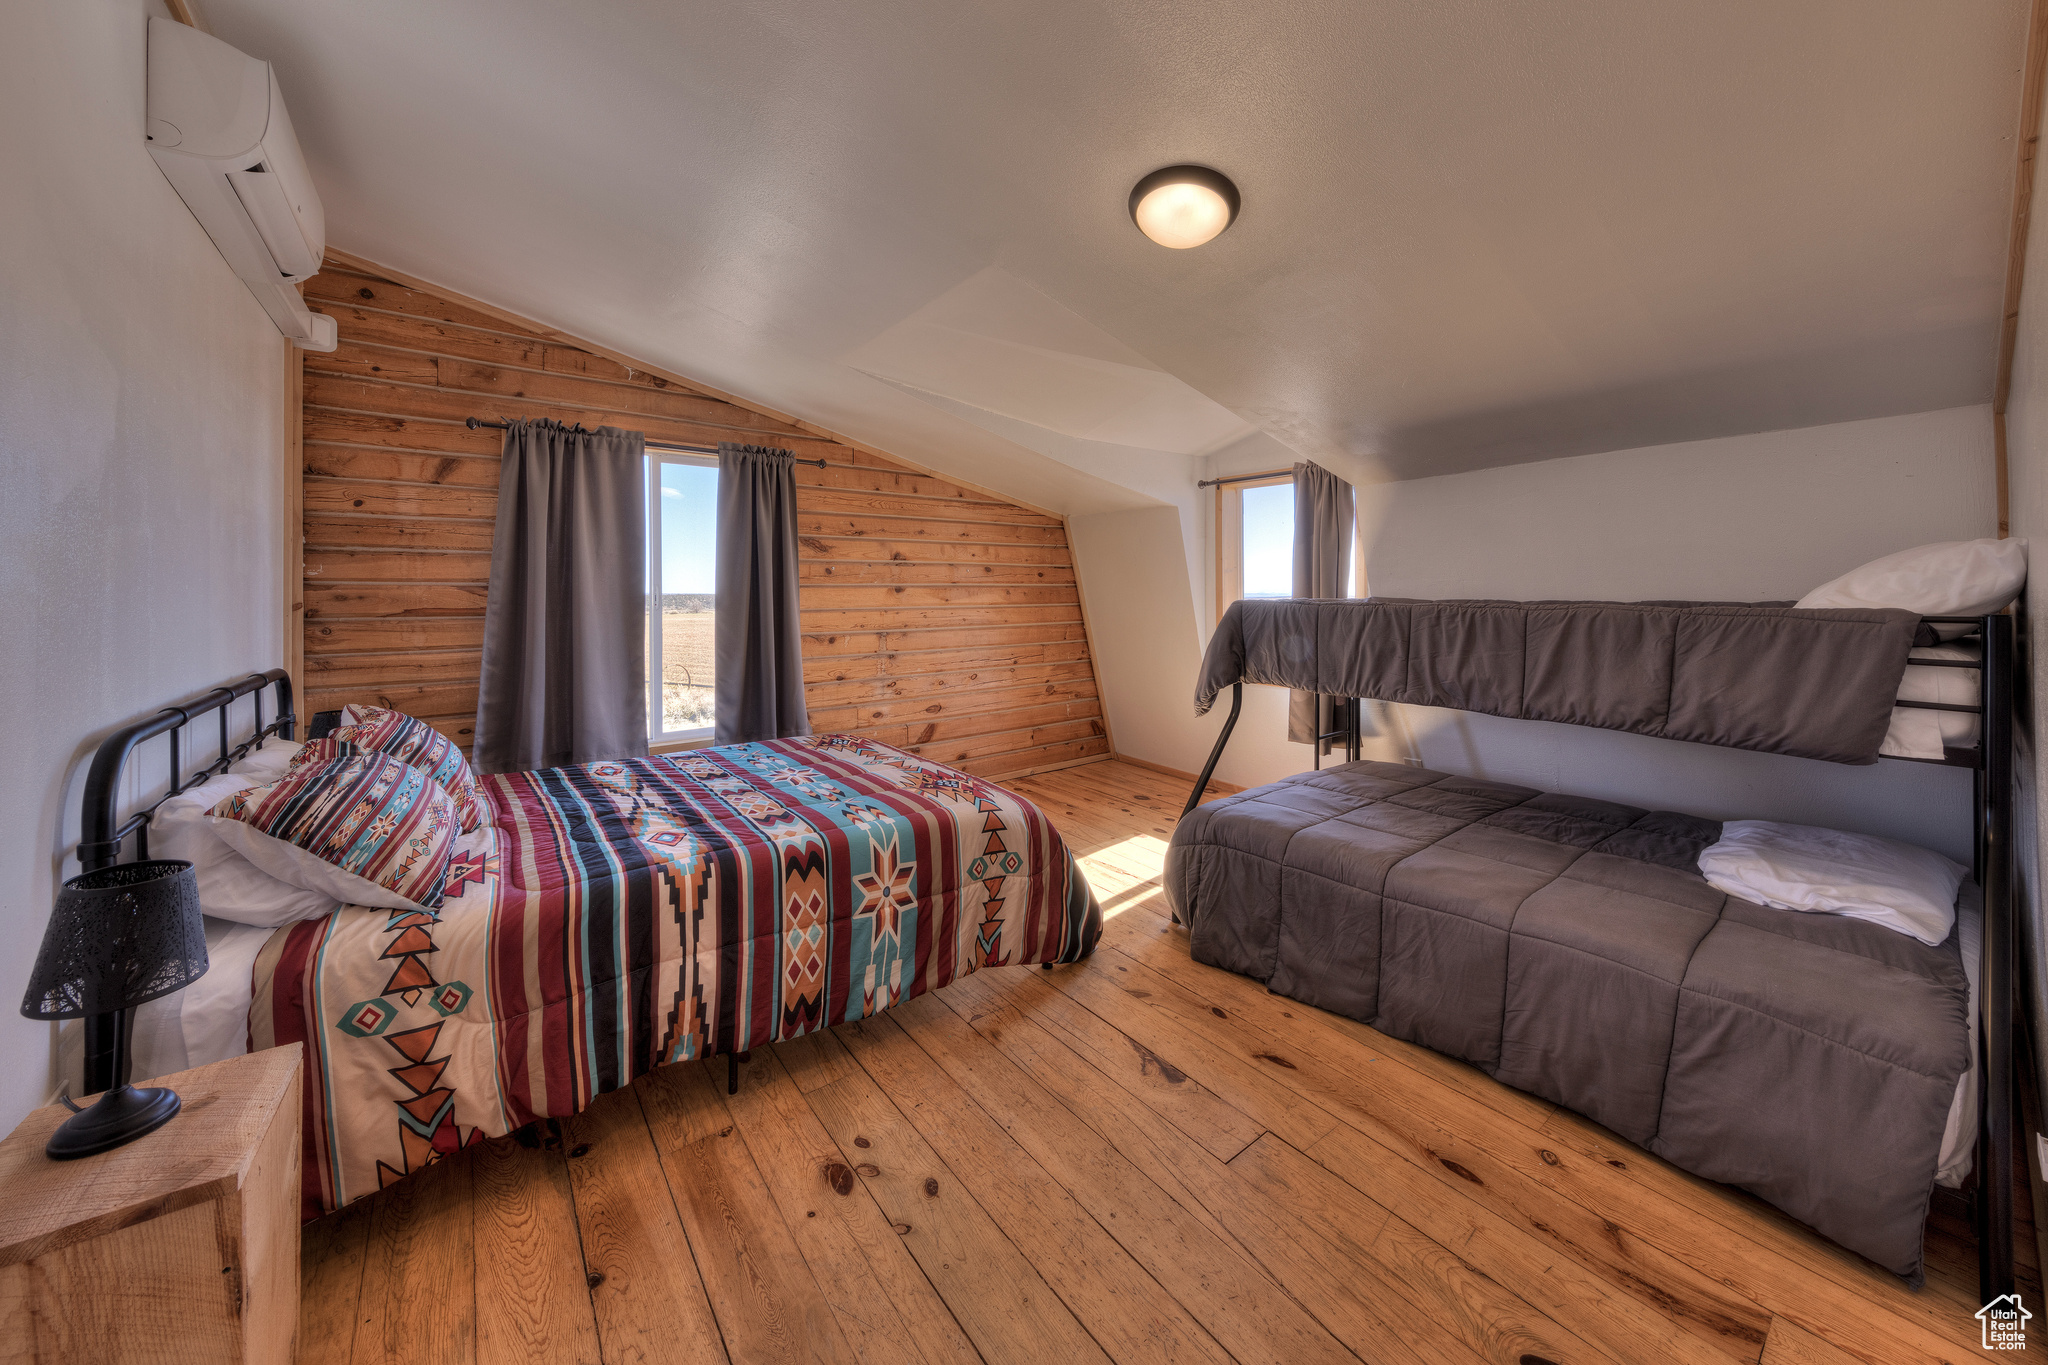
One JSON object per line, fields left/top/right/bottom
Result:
{"left": 20, "top": 860, "right": 208, "bottom": 1159}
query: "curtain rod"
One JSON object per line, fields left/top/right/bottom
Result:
{"left": 1196, "top": 467, "right": 1293, "bottom": 489}
{"left": 465, "top": 416, "right": 829, "bottom": 468}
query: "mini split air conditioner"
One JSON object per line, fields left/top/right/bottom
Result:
{"left": 145, "top": 18, "right": 337, "bottom": 351}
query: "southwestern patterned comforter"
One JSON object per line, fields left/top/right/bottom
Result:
{"left": 252, "top": 736, "right": 1101, "bottom": 1217}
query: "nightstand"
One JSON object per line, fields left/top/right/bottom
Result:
{"left": 0, "top": 1045, "right": 303, "bottom": 1364}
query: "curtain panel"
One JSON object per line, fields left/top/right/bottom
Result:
{"left": 714, "top": 443, "right": 812, "bottom": 744}
{"left": 1287, "top": 459, "right": 1355, "bottom": 749}
{"left": 475, "top": 420, "right": 649, "bottom": 774}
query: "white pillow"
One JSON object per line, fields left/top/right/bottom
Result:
{"left": 1698, "top": 819, "right": 1964, "bottom": 946}
{"left": 1795, "top": 539, "right": 2026, "bottom": 632}
{"left": 150, "top": 770, "right": 341, "bottom": 928}
{"left": 225, "top": 738, "right": 303, "bottom": 782}
{"left": 1879, "top": 643, "right": 1980, "bottom": 761}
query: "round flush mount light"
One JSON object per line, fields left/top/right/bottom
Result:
{"left": 1129, "top": 164, "right": 1240, "bottom": 249}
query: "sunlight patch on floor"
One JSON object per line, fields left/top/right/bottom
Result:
{"left": 1076, "top": 832, "right": 1173, "bottom": 918}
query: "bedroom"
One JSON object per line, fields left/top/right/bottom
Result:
{"left": 5, "top": 0, "right": 2048, "bottom": 1361}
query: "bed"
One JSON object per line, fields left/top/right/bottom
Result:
{"left": 1167, "top": 596, "right": 2015, "bottom": 1293}
{"left": 73, "top": 681, "right": 1100, "bottom": 1218}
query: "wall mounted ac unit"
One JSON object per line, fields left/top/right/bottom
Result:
{"left": 145, "top": 18, "right": 337, "bottom": 351}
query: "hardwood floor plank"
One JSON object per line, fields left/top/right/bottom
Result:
{"left": 775, "top": 1030, "right": 865, "bottom": 1094}
{"left": 1531, "top": 1108, "right": 1984, "bottom": 1358}
{"left": 1758, "top": 1318, "right": 1866, "bottom": 1365}
{"left": 1104, "top": 906, "right": 1563, "bottom": 1134}
{"left": 831, "top": 1015, "right": 1238, "bottom": 1365}
{"left": 800, "top": 1052, "right": 1113, "bottom": 1365}
{"left": 943, "top": 969, "right": 1266, "bottom": 1165}
{"left": 926, "top": 975, "right": 1455, "bottom": 1365}
{"left": 561, "top": 1091, "right": 730, "bottom": 1365}
{"left": 638, "top": 1065, "right": 855, "bottom": 1365}
{"left": 721, "top": 1052, "right": 982, "bottom": 1365}
{"left": 1099, "top": 929, "right": 1773, "bottom": 1364}
{"left": 888, "top": 991, "right": 1358, "bottom": 1365}
{"left": 934, "top": 973, "right": 1261, "bottom": 1260}
{"left": 1090, "top": 942, "right": 1974, "bottom": 1365}
{"left": 1043, "top": 940, "right": 1763, "bottom": 1365}
{"left": 350, "top": 1153, "right": 477, "bottom": 1365}
{"left": 300, "top": 1199, "right": 373, "bottom": 1365}
{"left": 1301, "top": 1118, "right": 1767, "bottom": 1365}
{"left": 1229, "top": 1134, "right": 1620, "bottom": 1365}
{"left": 1048, "top": 900, "right": 1768, "bottom": 1365}
{"left": 471, "top": 1135, "right": 603, "bottom": 1365}
{"left": 1030, "top": 956, "right": 1342, "bottom": 1153}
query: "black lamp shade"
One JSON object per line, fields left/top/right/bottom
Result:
{"left": 21, "top": 860, "right": 207, "bottom": 1021}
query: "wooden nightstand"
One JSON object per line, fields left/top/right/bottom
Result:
{"left": 0, "top": 1045, "right": 303, "bottom": 1364}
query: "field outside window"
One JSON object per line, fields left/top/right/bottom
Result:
{"left": 648, "top": 450, "right": 718, "bottom": 742}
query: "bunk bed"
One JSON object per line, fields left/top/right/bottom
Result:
{"left": 1166, "top": 597, "right": 2015, "bottom": 1296}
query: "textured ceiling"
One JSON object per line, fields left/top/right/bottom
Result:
{"left": 202, "top": 0, "right": 2028, "bottom": 511}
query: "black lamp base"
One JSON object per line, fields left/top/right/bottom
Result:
{"left": 45, "top": 1082, "right": 181, "bottom": 1160}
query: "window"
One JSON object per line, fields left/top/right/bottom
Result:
{"left": 1214, "top": 470, "right": 1295, "bottom": 619}
{"left": 647, "top": 448, "right": 718, "bottom": 744}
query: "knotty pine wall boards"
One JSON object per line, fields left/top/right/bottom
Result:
{"left": 298, "top": 257, "right": 1109, "bottom": 781}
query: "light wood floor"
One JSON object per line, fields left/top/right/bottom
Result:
{"left": 302, "top": 759, "right": 2038, "bottom": 1365}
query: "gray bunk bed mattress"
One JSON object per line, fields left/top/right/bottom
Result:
{"left": 1164, "top": 759, "right": 1970, "bottom": 1283}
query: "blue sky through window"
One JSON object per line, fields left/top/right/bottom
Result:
{"left": 661, "top": 462, "right": 717, "bottom": 593}
{"left": 1241, "top": 482, "right": 1294, "bottom": 597}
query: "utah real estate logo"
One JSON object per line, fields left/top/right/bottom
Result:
{"left": 1980, "top": 1293, "right": 2032, "bottom": 1351}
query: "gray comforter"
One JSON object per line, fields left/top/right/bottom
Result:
{"left": 1196, "top": 597, "right": 1921, "bottom": 764}
{"left": 1165, "top": 760, "right": 1970, "bottom": 1281}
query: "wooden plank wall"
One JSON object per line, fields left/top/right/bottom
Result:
{"left": 299, "top": 258, "right": 1109, "bottom": 781}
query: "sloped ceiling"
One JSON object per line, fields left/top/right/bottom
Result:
{"left": 202, "top": 0, "right": 2027, "bottom": 513}
{"left": 844, "top": 268, "right": 1254, "bottom": 457}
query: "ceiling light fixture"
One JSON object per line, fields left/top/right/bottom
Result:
{"left": 1129, "top": 165, "right": 1240, "bottom": 249}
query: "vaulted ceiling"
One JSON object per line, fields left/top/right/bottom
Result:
{"left": 203, "top": 0, "right": 2028, "bottom": 513}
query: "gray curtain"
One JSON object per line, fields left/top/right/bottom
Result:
{"left": 715, "top": 443, "right": 812, "bottom": 744}
{"left": 1288, "top": 459, "right": 1355, "bottom": 749}
{"left": 475, "top": 420, "right": 649, "bottom": 774}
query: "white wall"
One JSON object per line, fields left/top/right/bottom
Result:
{"left": 1070, "top": 505, "right": 1261, "bottom": 787}
{"left": 1358, "top": 406, "right": 1995, "bottom": 602}
{"left": 1087, "top": 405, "right": 1997, "bottom": 861}
{"left": 0, "top": 0, "right": 287, "bottom": 1127}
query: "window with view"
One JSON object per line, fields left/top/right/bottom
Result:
{"left": 647, "top": 450, "right": 718, "bottom": 743}
{"left": 1215, "top": 471, "right": 1296, "bottom": 618}
{"left": 1240, "top": 481, "right": 1294, "bottom": 598}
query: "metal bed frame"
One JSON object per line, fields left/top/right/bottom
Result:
{"left": 73, "top": 670, "right": 296, "bottom": 1101}
{"left": 72, "top": 682, "right": 786, "bottom": 1111}
{"left": 1180, "top": 613, "right": 2018, "bottom": 1303}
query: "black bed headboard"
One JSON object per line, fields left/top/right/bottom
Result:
{"left": 78, "top": 669, "right": 296, "bottom": 873}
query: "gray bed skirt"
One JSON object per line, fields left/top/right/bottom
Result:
{"left": 1164, "top": 759, "right": 1971, "bottom": 1282}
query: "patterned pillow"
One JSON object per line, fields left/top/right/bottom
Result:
{"left": 286, "top": 738, "right": 387, "bottom": 786}
{"left": 282, "top": 736, "right": 368, "bottom": 779}
{"left": 205, "top": 752, "right": 458, "bottom": 912}
{"left": 331, "top": 705, "right": 486, "bottom": 833}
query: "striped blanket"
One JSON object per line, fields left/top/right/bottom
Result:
{"left": 251, "top": 736, "right": 1101, "bottom": 1218}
